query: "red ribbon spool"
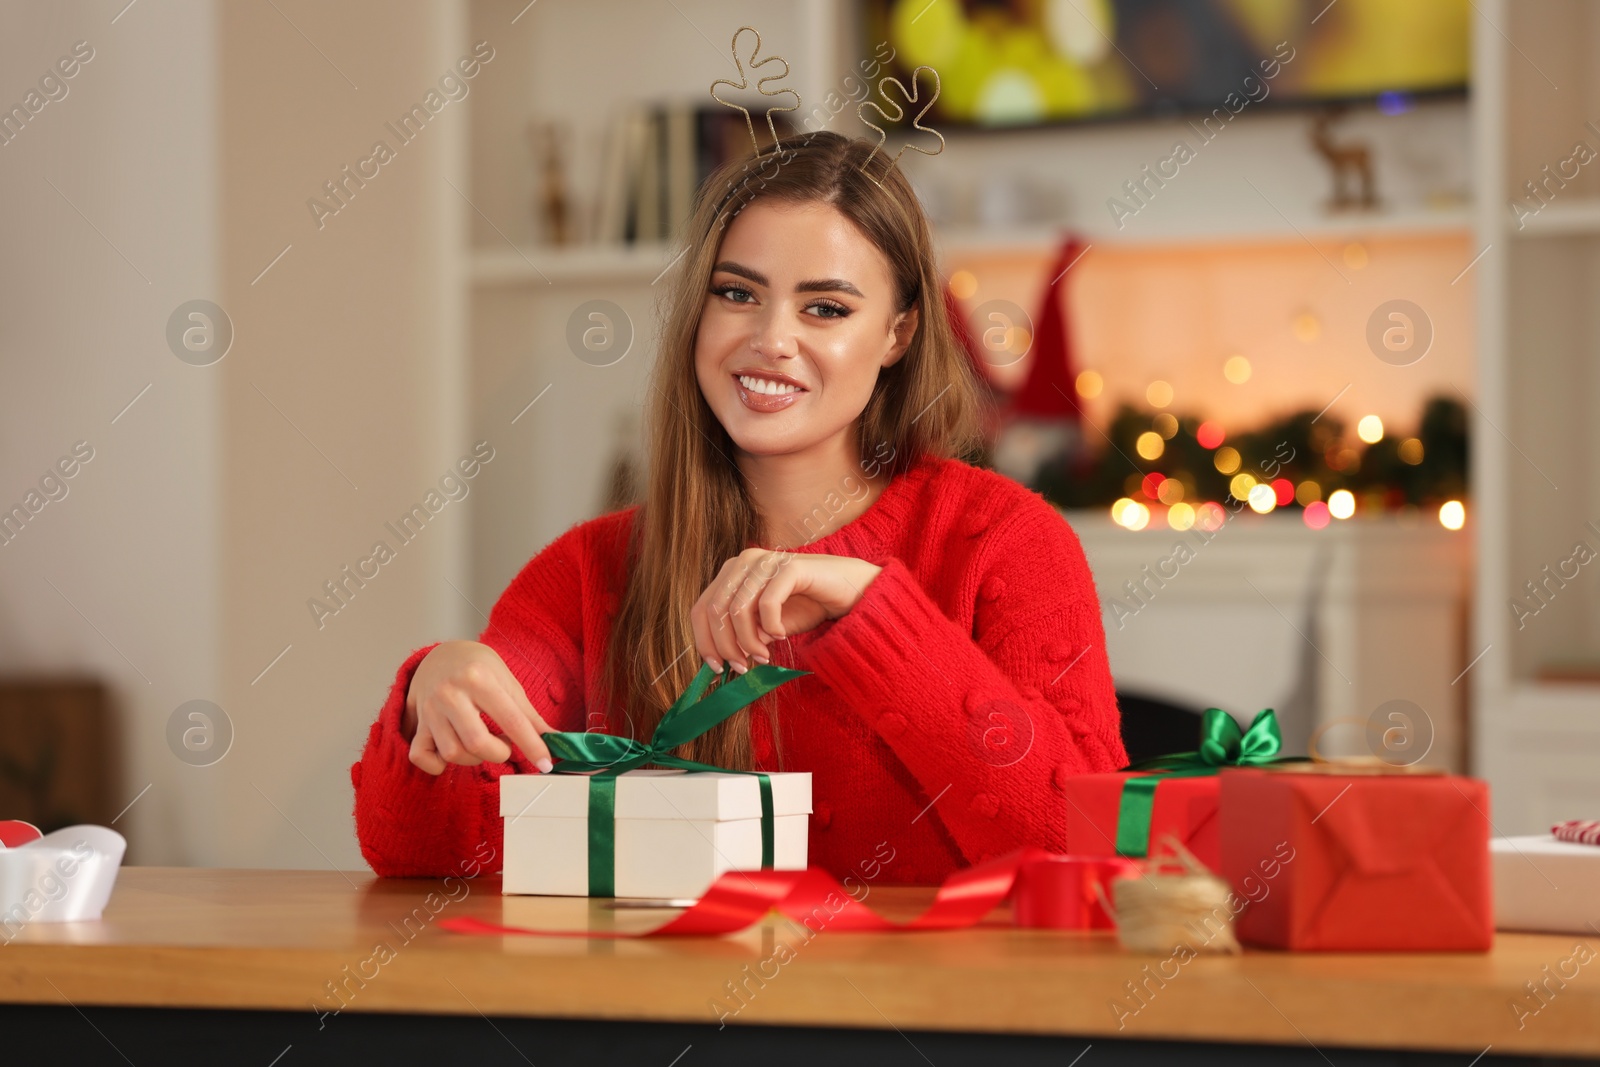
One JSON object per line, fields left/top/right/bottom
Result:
{"left": 1011, "top": 854, "right": 1138, "bottom": 930}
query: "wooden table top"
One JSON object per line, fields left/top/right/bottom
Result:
{"left": 2, "top": 867, "right": 1597, "bottom": 1057}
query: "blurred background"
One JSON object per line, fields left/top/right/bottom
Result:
{"left": 0, "top": 0, "right": 1593, "bottom": 868}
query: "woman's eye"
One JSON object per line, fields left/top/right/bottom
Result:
{"left": 711, "top": 283, "right": 754, "bottom": 303}
{"left": 710, "top": 284, "right": 847, "bottom": 318}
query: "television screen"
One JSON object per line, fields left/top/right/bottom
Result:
{"left": 858, "top": 0, "right": 1469, "bottom": 128}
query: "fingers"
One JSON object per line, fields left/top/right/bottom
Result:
{"left": 690, "top": 590, "right": 721, "bottom": 672}
{"left": 728, "top": 558, "right": 784, "bottom": 665}
{"left": 695, "top": 558, "right": 749, "bottom": 671}
{"left": 757, "top": 556, "right": 799, "bottom": 640}
{"left": 476, "top": 661, "right": 556, "bottom": 772}
{"left": 700, "top": 552, "right": 783, "bottom": 672}
{"left": 434, "top": 686, "right": 511, "bottom": 765}
{"left": 710, "top": 572, "right": 752, "bottom": 671}
{"left": 409, "top": 718, "right": 447, "bottom": 776}
{"left": 407, "top": 642, "right": 565, "bottom": 774}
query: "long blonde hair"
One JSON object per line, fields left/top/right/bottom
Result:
{"left": 602, "top": 130, "right": 986, "bottom": 770}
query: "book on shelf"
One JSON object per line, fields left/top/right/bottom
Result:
{"left": 590, "top": 99, "right": 795, "bottom": 249}
{"left": 1535, "top": 660, "right": 1600, "bottom": 685}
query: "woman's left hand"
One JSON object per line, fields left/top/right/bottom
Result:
{"left": 691, "top": 550, "right": 883, "bottom": 672}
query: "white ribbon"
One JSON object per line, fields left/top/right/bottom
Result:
{"left": 0, "top": 823, "right": 126, "bottom": 925}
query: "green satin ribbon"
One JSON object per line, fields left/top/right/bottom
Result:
{"left": 541, "top": 660, "right": 809, "bottom": 896}
{"left": 1114, "top": 707, "right": 1304, "bottom": 858}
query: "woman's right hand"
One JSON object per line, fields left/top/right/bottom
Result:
{"left": 401, "top": 640, "right": 556, "bottom": 776}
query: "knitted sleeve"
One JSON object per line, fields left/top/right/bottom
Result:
{"left": 798, "top": 498, "right": 1125, "bottom": 865}
{"left": 351, "top": 522, "right": 592, "bottom": 878}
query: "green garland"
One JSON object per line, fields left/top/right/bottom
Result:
{"left": 1029, "top": 394, "right": 1467, "bottom": 513}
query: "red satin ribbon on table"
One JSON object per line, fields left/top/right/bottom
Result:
{"left": 438, "top": 848, "right": 1137, "bottom": 939}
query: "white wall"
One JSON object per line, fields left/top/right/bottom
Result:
{"left": 0, "top": 0, "right": 220, "bottom": 863}
{"left": 0, "top": 0, "right": 467, "bottom": 869}
{"left": 213, "top": 0, "right": 467, "bottom": 869}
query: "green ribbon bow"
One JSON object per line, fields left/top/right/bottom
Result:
{"left": 540, "top": 660, "right": 809, "bottom": 896}
{"left": 1114, "top": 707, "right": 1303, "bottom": 858}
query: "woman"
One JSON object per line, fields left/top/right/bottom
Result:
{"left": 353, "top": 131, "right": 1126, "bottom": 884}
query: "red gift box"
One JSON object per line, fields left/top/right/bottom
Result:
{"left": 1219, "top": 767, "right": 1493, "bottom": 951}
{"left": 1062, "top": 772, "right": 1221, "bottom": 872}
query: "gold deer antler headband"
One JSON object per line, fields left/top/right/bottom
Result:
{"left": 708, "top": 26, "right": 944, "bottom": 185}
{"left": 857, "top": 66, "right": 944, "bottom": 186}
{"left": 709, "top": 26, "right": 800, "bottom": 156}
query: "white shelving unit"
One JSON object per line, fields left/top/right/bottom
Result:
{"left": 469, "top": 243, "right": 687, "bottom": 287}
{"left": 468, "top": 205, "right": 1474, "bottom": 289}
{"left": 1513, "top": 197, "right": 1600, "bottom": 238}
{"left": 1472, "top": 0, "right": 1600, "bottom": 831}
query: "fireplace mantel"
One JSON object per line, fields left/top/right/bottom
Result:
{"left": 1068, "top": 511, "right": 1472, "bottom": 771}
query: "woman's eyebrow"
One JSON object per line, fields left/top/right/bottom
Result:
{"left": 712, "top": 260, "right": 865, "bottom": 299}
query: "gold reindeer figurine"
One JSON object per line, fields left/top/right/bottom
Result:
{"left": 1310, "top": 105, "right": 1378, "bottom": 212}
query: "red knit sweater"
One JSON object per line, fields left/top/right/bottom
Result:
{"left": 351, "top": 453, "right": 1126, "bottom": 885}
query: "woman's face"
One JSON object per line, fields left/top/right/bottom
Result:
{"left": 695, "top": 199, "right": 917, "bottom": 462}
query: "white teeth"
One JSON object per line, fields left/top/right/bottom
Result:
{"left": 739, "top": 374, "right": 801, "bottom": 396}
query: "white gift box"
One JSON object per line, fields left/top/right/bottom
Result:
{"left": 501, "top": 768, "right": 811, "bottom": 898}
{"left": 1491, "top": 834, "right": 1600, "bottom": 933}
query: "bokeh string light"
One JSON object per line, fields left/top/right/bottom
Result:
{"left": 1049, "top": 386, "right": 1468, "bottom": 534}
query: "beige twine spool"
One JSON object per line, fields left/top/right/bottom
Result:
{"left": 1097, "top": 835, "right": 1241, "bottom": 955}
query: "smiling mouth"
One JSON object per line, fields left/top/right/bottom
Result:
{"left": 733, "top": 373, "right": 805, "bottom": 413}
{"left": 735, "top": 374, "right": 806, "bottom": 396}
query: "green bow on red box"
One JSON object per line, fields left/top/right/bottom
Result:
{"left": 1115, "top": 707, "right": 1305, "bottom": 858}
{"left": 540, "top": 659, "right": 809, "bottom": 896}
